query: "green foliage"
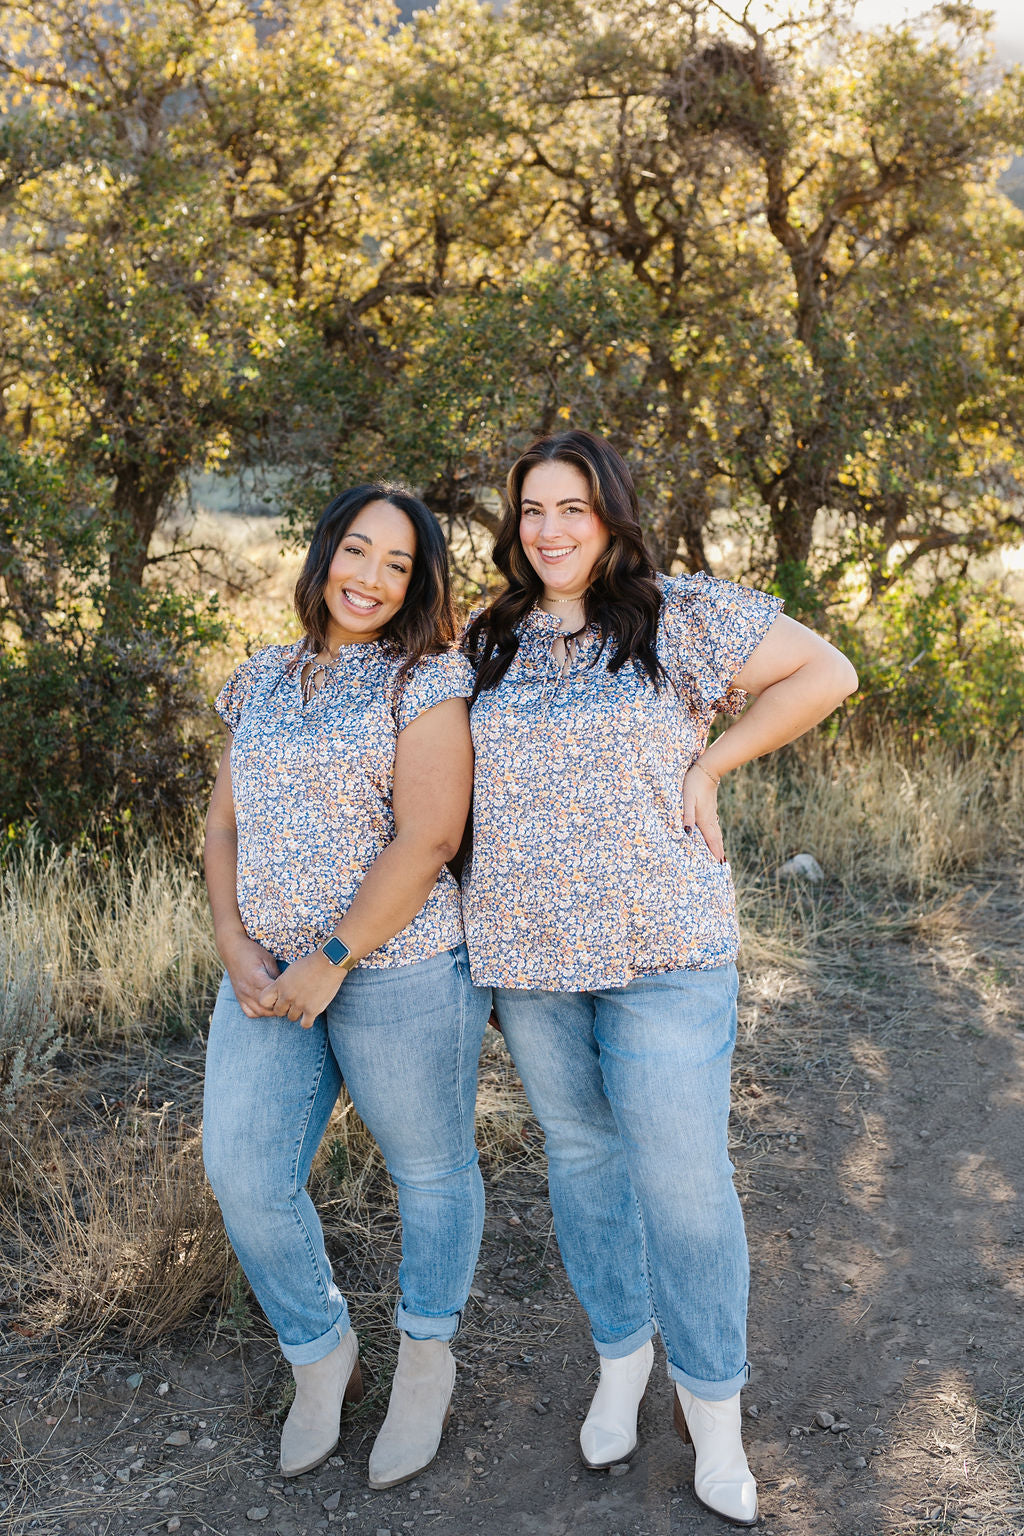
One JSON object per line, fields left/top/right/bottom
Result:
{"left": 0, "top": 1, "right": 1023, "bottom": 842}
{"left": 839, "top": 578, "right": 1024, "bottom": 752}
{"left": 5, "top": 0, "right": 1022, "bottom": 598}
{"left": 0, "top": 435, "right": 223, "bottom": 840}
{"left": 0, "top": 588, "right": 223, "bottom": 843}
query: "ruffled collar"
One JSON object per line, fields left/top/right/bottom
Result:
{"left": 515, "top": 605, "right": 604, "bottom": 667}
{"left": 292, "top": 636, "right": 389, "bottom": 668}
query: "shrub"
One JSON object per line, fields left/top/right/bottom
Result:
{"left": 0, "top": 1115, "right": 232, "bottom": 1348}
{"left": 836, "top": 578, "right": 1024, "bottom": 753}
{"left": 0, "top": 588, "right": 224, "bottom": 843}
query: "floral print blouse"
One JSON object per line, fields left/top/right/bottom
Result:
{"left": 463, "top": 573, "right": 782, "bottom": 991}
{"left": 215, "top": 640, "right": 473, "bottom": 967}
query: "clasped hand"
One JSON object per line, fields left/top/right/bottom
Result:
{"left": 257, "top": 950, "right": 345, "bottom": 1029}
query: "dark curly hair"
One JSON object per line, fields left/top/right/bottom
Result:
{"left": 464, "top": 430, "right": 665, "bottom": 697}
{"left": 293, "top": 484, "right": 457, "bottom": 682}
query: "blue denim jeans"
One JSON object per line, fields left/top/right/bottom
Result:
{"left": 203, "top": 943, "right": 490, "bottom": 1364}
{"left": 495, "top": 964, "right": 749, "bottom": 1400}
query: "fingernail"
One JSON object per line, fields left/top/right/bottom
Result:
{"left": 683, "top": 825, "right": 693, "bottom": 834}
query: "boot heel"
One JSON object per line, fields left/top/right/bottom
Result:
{"left": 344, "top": 1359, "right": 365, "bottom": 1406}
{"left": 673, "top": 1393, "right": 692, "bottom": 1445}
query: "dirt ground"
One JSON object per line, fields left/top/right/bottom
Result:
{"left": 2, "top": 870, "right": 1022, "bottom": 1536}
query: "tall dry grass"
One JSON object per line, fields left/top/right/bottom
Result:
{"left": 0, "top": 907, "right": 59, "bottom": 1111}
{"left": 718, "top": 740, "right": 1024, "bottom": 971}
{"left": 0, "top": 830, "right": 221, "bottom": 1044}
{"left": 2, "top": 741, "right": 1017, "bottom": 1059}
{"left": 726, "top": 739, "right": 1024, "bottom": 893}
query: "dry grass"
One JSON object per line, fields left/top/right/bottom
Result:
{"left": 4, "top": 740, "right": 1018, "bottom": 1057}
{"left": 721, "top": 740, "right": 1024, "bottom": 977}
{"left": 0, "top": 908, "right": 59, "bottom": 1111}
{"left": 726, "top": 739, "right": 1024, "bottom": 893}
{"left": 0, "top": 1111, "right": 231, "bottom": 1349}
{"left": 1, "top": 832, "right": 221, "bottom": 1042}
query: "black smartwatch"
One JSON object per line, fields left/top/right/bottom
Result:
{"left": 321, "top": 935, "right": 355, "bottom": 971}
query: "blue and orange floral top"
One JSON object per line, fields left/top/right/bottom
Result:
{"left": 215, "top": 640, "right": 473, "bottom": 967}
{"left": 463, "top": 573, "right": 782, "bottom": 990}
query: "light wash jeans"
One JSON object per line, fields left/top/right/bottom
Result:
{"left": 495, "top": 963, "right": 749, "bottom": 1400}
{"left": 203, "top": 943, "right": 490, "bottom": 1364}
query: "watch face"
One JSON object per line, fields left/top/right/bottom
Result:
{"left": 322, "top": 936, "right": 350, "bottom": 966}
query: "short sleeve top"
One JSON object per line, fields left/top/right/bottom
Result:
{"left": 215, "top": 640, "right": 473, "bottom": 967}
{"left": 463, "top": 573, "right": 782, "bottom": 991}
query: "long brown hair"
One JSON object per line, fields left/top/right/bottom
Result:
{"left": 464, "top": 430, "right": 665, "bottom": 696}
{"left": 293, "top": 484, "right": 457, "bottom": 682}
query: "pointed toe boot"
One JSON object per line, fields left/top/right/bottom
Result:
{"left": 367, "top": 1334, "right": 456, "bottom": 1490}
{"left": 579, "top": 1339, "right": 655, "bottom": 1470}
{"left": 674, "top": 1385, "right": 758, "bottom": 1527}
{"left": 279, "top": 1330, "right": 364, "bottom": 1478}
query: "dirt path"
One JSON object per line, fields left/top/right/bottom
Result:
{"left": 3, "top": 875, "right": 1023, "bottom": 1536}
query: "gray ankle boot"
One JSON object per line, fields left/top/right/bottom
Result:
{"left": 280, "top": 1330, "right": 363, "bottom": 1478}
{"left": 367, "top": 1334, "right": 456, "bottom": 1489}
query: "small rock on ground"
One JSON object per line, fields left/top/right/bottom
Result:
{"left": 778, "top": 853, "right": 824, "bottom": 881}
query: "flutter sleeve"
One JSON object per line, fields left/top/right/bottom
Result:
{"left": 395, "top": 648, "right": 475, "bottom": 733}
{"left": 661, "top": 572, "right": 783, "bottom": 716}
{"left": 214, "top": 647, "right": 280, "bottom": 732}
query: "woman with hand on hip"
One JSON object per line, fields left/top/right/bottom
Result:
{"left": 463, "top": 430, "right": 856, "bottom": 1527}
{"left": 203, "top": 486, "right": 491, "bottom": 1489}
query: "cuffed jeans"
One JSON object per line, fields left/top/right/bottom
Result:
{"left": 494, "top": 963, "right": 749, "bottom": 1400}
{"left": 203, "top": 943, "right": 490, "bottom": 1364}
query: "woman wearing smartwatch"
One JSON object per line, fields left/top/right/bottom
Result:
{"left": 463, "top": 430, "right": 856, "bottom": 1526}
{"left": 203, "top": 485, "right": 490, "bottom": 1489}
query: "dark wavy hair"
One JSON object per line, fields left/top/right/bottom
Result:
{"left": 464, "top": 430, "right": 665, "bottom": 697}
{"left": 293, "top": 484, "right": 457, "bottom": 682}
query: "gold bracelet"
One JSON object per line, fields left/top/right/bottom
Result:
{"left": 693, "top": 759, "right": 721, "bottom": 787}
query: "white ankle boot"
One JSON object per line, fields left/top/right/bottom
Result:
{"left": 674, "top": 1385, "right": 757, "bottom": 1526}
{"left": 579, "top": 1339, "right": 654, "bottom": 1469}
{"left": 280, "top": 1330, "right": 363, "bottom": 1477}
{"left": 367, "top": 1334, "right": 456, "bottom": 1490}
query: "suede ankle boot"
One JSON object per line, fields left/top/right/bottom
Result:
{"left": 367, "top": 1334, "right": 456, "bottom": 1490}
{"left": 280, "top": 1330, "right": 363, "bottom": 1478}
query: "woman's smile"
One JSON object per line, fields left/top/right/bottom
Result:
{"left": 340, "top": 588, "right": 383, "bottom": 612}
